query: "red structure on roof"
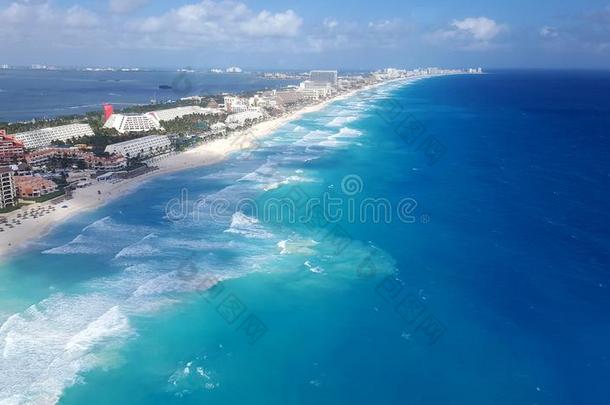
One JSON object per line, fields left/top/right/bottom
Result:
{"left": 103, "top": 104, "right": 114, "bottom": 123}
{"left": 0, "top": 129, "right": 25, "bottom": 165}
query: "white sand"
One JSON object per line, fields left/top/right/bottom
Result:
{"left": 0, "top": 83, "right": 383, "bottom": 259}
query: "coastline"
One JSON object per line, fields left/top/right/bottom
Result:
{"left": 0, "top": 75, "right": 435, "bottom": 260}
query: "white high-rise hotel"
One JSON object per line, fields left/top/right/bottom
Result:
{"left": 14, "top": 124, "right": 95, "bottom": 149}
{"left": 310, "top": 70, "right": 338, "bottom": 86}
{"left": 104, "top": 135, "right": 171, "bottom": 158}
{"left": 0, "top": 167, "right": 16, "bottom": 209}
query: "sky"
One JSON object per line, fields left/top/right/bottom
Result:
{"left": 1, "top": 0, "right": 609, "bottom": 69}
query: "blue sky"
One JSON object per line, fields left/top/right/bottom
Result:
{"left": 1, "top": 0, "right": 609, "bottom": 69}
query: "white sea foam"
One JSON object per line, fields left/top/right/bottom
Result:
{"left": 294, "top": 130, "right": 332, "bottom": 147}
{"left": 318, "top": 139, "right": 350, "bottom": 148}
{"left": 200, "top": 169, "right": 248, "bottom": 181}
{"left": 304, "top": 260, "right": 325, "bottom": 274}
{"left": 326, "top": 116, "right": 358, "bottom": 127}
{"left": 44, "top": 217, "right": 154, "bottom": 256}
{"left": 264, "top": 173, "right": 317, "bottom": 192}
{"left": 167, "top": 357, "right": 220, "bottom": 396}
{"left": 114, "top": 233, "right": 160, "bottom": 259}
{"left": 224, "top": 212, "right": 273, "bottom": 239}
{"left": 239, "top": 162, "right": 278, "bottom": 183}
{"left": 131, "top": 270, "right": 229, "bottom": 298}
{"left": 0, "top": 256, "right": 252, "bottom": 404}
{"left": 331, "top": 127, "right": 363, "bottom": 138}
{"left": 0, "top": 294, "right": 133, "bottom": 405}
{"left": 277, "top": 238, "right": 318, "bottom": 255}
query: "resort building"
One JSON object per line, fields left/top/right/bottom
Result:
{"left": 225, "top": 110, "right": 264, "bottom": 129}
{"left": 224, "top": 96, "right": 248, "bottom": 113}
{"left": 25, "top": 147, "right": 127, "bottom": 171}
{"left": 210, "top": 122, "right": 227, "bottom": 135}
{"left": 88, "top": 155, "right": 128, "bottom": 172}
{"left": 103, "top": 113, "right": 162, "bottom": 134}
{"left": 298, "top": 81, "right": 334, "bottom": 100}
{"left": 104, "top": 135, "right": 171, "bottom": 158}
{"left": 104, "top": 107, "right": 222, "bottom": 134}
{"left": 249, "top": 93, "right": 278, "bottom": 109}
{"left": 0, "top": 130, "right": 25, "bottom": 165}
{"left": 14, "top": 176, "right": 58, "bottom": 199}
{"left": 275, "top": 90, "right": 305, "bottom": 106}
{"left": 310, "top": 70, "right": 338, "bottom": 87}
{"left": 13, "top": 124, "right": 95, "bottom": 149}
{"left": 149, "top": 106, "right": 222, "bottom": 122}
{"left": 0, "top": 167, "right": 16, "bottom": 208}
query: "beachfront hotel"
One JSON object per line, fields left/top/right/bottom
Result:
{"left": 104, "top": 106, "right": 222, "bottom": 134}
{"left": 14, "top": 176, "right": 58, "bottom": 199}
{"left": 225, "top": 110, "right": 264, "bottom": 129}
{"left": 13, "top": 124, "right": 95, "bottom": 150}
{"left": 149, "top": 106, "right": 222, "bottom": 122}
{"left": 0, "top": 167, "right": 16, "bottom": 209}
{"left": 25, "top": 147, "right": 127, "bottom": 171}
{"left": 103, "top": 113, "right": 162, "bottom": 134}
{"left": 310, "top": 70, "right": 338, "bottom": 86}
{"left": 0, "top": 130, "right": 25, "bottom": 165}
{"left": 104, "top": 135, "right": 171, "bottom": 158}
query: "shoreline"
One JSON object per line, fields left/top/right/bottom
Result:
{"left": 0, "top": 74, "right": 446, "bottom": 260}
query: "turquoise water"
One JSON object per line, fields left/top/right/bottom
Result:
{"left": 1, "top": 71, "right": 609, "bottom": 404}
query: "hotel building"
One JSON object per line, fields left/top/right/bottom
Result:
{"left": 224, "top": 96, "right": 249, "bottom": 113}
{"left": 0, "top": 167, "right": 16, "bottom": 208}
{"left": 0, "top": 130, "right": 25, "bottom": 164}
{"left": 25, "top": 148, "right": 127, "bottom": 171}
{"left": 13, "top": 124, "right": 95, "bottom": 149}
{"left": 104, "top": 106, "right": 222, "bottom": 134}
{"left": 149, "top": 106, "right": 222, "bottom": 122}
{"left": 310, "top": 70, "right": 338, "bottom": 87}
{"left": 14, "top": 176, "right": 58, "bottom": 199}
{"left": 104, "top": 135, "right": 171, "bottom": 158}
{"left": 298, "top": 81, "right": 334, "bottom": 100}
{"left": 104, "top": 114, "right": 162, "bottom": 134}
{"left": 225, "top": 110, "right": 264, "bottom": 129}
{"left": 275, "top": 90, "right": 305, "bottom": 106}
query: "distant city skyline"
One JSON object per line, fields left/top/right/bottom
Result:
{"left": 1, "top": 0, "right": 609, "bottom": 69}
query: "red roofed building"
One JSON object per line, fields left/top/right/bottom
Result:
{"left": 14, "top": 176, "right": 58, "bottom": 199}
{"left": 0, "top": 130, "right": 25, "bottom": 165}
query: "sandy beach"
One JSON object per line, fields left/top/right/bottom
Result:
{"left": 0, "top": 79, "right": 398, "bottom": 260}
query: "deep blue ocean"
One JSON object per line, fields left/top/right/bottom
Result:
{"left": 0, "top": 70, "right": 298, "bottom": 122}
{"left": 0, "top": 71, "right": 609, "bottom": 404}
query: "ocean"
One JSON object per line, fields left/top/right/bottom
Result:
{"left": 0, "top": 70, "right": 609, "bottom": 404}
{"left": 0, "top": 69, "right": 298, "bottom": 122}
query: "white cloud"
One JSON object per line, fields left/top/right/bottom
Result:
{"left": 65, "top": 6, "right": 100, "bottom": 28}
{"left": 131, "top": 1, "right": 300, "bottom": 37}
{"left": 109, "top": 0, "right": 150, "bottom": 14}
{"left": 0, "top": 0, "right": 303, "bottom": 53}
{"left": 324, "top": 18, "right": 338, "bottom": 30}
{"left": 540, "top": 26, "right": 559, "bottom": 38}
{"left": 241, "top": 10, "right": 302, "bottom": 37}
{"left": 429, "top": 16, "right": 507, "bottom": 49}
{"left": 451, "top": 17, "right": 506, "bottom": 41}
{"left": 0, "top": 2, "right": 99, "bottom": 33}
